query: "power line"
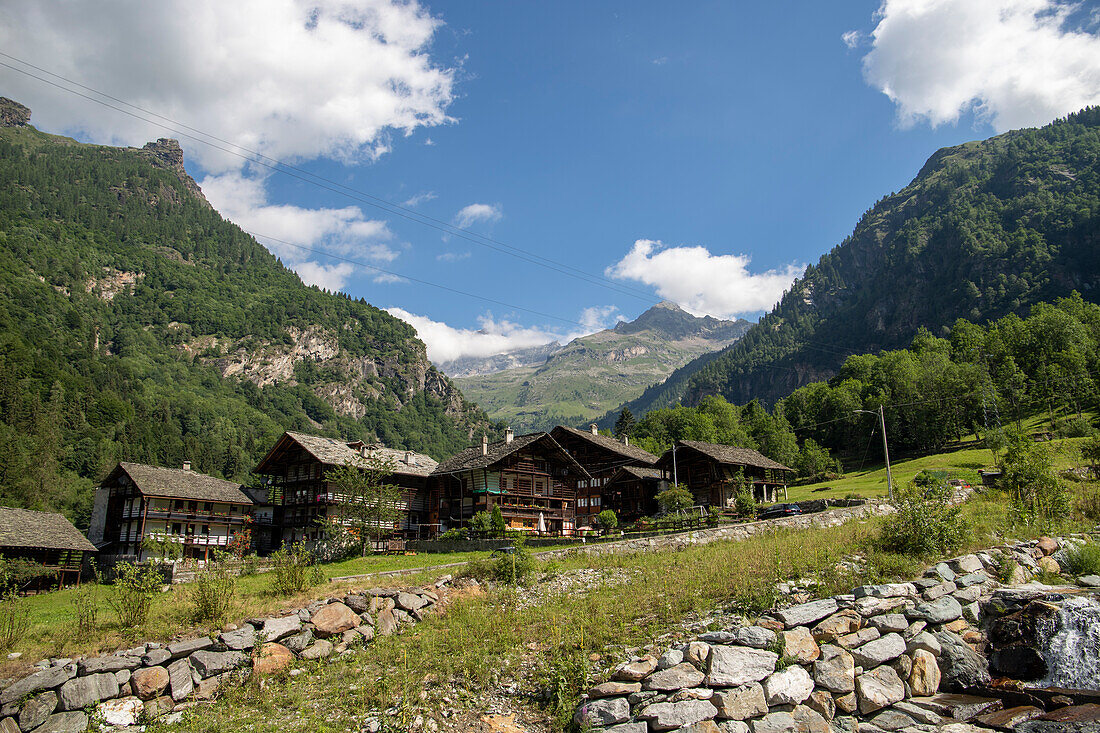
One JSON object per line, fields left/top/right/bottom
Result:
{"left": 0, "top": 53, "right": 662, "bottom": 304}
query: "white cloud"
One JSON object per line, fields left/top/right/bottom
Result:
{"left": 372, "top": 273, "right": 407, "bottom": 284}
{"left": 606, "top": 240, "right": 802, "bottom": 319}
{"left": 402, "top": 191, "right": 437, "bottom": 207}
{"left": 386, "top": 308, "right": 560, "bottom": 363}
{"left": 436, "top": 251, "right": 471, "bottom": 262}
{"left": 453, "top": 203, "right": 503, "bottom": 228}
{"left": 0, "top": 0, "right": 456, "bottom": 174}
{"left": 861, "top": 0, "right": 1100, "bottom": 132}
{"left": 652, "top": 56, "right": 669, "bottom": 65}
{"left": 386, "top": 304, "right": 622, "bottom": 363}
{"left": 842, "top": 30, "right": 862, "bottom": 49}
{"left": 202, "top": 172, "right": 397, "bottom": 290}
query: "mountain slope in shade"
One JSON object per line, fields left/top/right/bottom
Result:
{"left": 0, "top": 99, "right": 491, "bottom": 522}
{"left": 600, "top": 107, "right": 1100, "bottom": 424}
{"left": 455, "top": 301, "right": 751, "bottom": 432}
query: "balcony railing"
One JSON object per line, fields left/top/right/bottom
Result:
{"left": 122, "top": 509, "right": 249, "bottom": 523}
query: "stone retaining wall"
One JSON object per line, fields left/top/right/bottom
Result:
{"left": 574, "top": 536, "right": 1085, "bottom": 733}
{"left": 0, "top": 581, "right": 450, "bottom": 732}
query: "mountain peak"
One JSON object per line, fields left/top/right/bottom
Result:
{"left": 614, "top": 301, "right": 744, "bottom": 338}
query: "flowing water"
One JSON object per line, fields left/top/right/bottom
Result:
{"left": 1034, "top": 595, "right": 1100, "bottom": 690}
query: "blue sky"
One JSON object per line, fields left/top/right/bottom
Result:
{"left": 2, "top": 1, "right": 1100, "bottom": 364}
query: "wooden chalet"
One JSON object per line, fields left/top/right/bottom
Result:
{"left": 89, "top": 462, "right": 256, "bottom": 561}
{"left": 432, "top": 430, "right": 590, "bottom": 535}
{"left": 550, "top": 424, "right": 659, "bottom": 528}
{"left": 656, "top": 441, "right": 794, "bottom": 507}
{"left": 0, "top": 507, "right": 96, "bottom": 589}
{"left": 602, "top": 465, "right": 667, "bottom": 522}
{"left": 253, "top": 431, "right": 439, "bottom": 548}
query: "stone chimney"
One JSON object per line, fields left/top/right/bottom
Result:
{"left": 623, "top": 436, "right": 630, "bottom": 446}
{"left": 590, "top": 424, "right": 598, "bottom": 435}
{"left": 182, "top": 460, "right": 192, "bottom": 471}
{"left": 481, "top": 435, "right": 489, "bottom": 456}
{"left": 404, "top": 451, "right": 412, "bottom": 465}
{"left": 505, "top": 428, "right": 514, "bottom": 444}
{"left": 361, "top": 445, "right": 369, "bottom": 458}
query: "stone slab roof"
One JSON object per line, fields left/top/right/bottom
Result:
{"left": 432, "top": 432, "right": 591, "bottom": 478}
{"left": 674, "top": 441, "right": 793, "bottom": 472}
{"left": 614, "top": 465, "right": 665, "bottom": 480}
{"left": 551, "top": 426, "right": 659, "bottom": 465}
{"left": 0, "top": 506, "right": 96, "bottom": 552}
{"left": 116, "top": 463, "right": 253, "bottom": 504}
{"left": 274, "top": 432, "right": 438, "bottom": 477}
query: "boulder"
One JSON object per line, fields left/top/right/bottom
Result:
{"left": 762, "top": 665, "right": 814, "bottom": 705}
{"left": 909, "top": 649, "right": 941, "bottom": 697}
{"left": 658, "top": 648, "right": 685, "bottom": 669}
{"left": 868, "top": 614, "right": 908, "bottom": 634}
{"left": 953, "top": 586, "right": 982, "bottom": 603}
{"left": 1036, "top": 537, "right": 1058, "bottom": 556}
{"left": 283, "top": 629, "right": 314, "bottom": 654}
{"left": 734, "top": 626, "right": 776, "bottom": 649}
{"left": 96, "top": 696, "right": 143, "bottom": 727}
{"left": 853, "top": 584, "right": 916, "bottom": 599}
{"left": 870, "top": 709, "right": 916, "bottom": 731}
{"left": 311, "top": 602, "right": 361, "bottom": 636}
{"left": 167, "top": 658, "right": 193, "bottom": 701}
{"left": 639, "top": 699, "right": 718, "bottom": 730}
{"left": 837, "top": 627, "right": 880, "bottom": 650}
{"left": 948, "top": 555, "right": 984, "bottom": 575}
{"left": 144, "top": 695, "right": 174, "bottom": 720}
{"left": 589, "top": 681, "right": 641, "bottom": 698}
{"left": 851, "top": 633, "right": 906, "bottom": 668}
{"left": 774, "top": 599, "right": 839, "bottom": 628}
{"left": 791, "top": 704, "right": 831, "bottom": 733}
{"left": 58, "top": 673, "right": 119, "bottom": 711}
{"left": 834, "top": 692, "right": 858, "bottom": 714}
{"left": 812, "top": 644, "right": 855, "bottom": 694}
{"left": 812, "top": 611, "right": 862, "bottom": 642}
{"left": 783, "top": 627, "right": 821, "bottom": 663}
{"left": 0, "top": 664, "right": 75, "bottom": 705}
{"left": 907, "top": 596, "right": 963, "bottom": 624}
{"left": 253, "top": 643, "right": 294, "bottom": 675}
{"left": 805, "top": 689, "right": 835, "bottom": 721}
{"left": 698, "top": 631, "right": 737, "bottom": 644}
{"left": 28, "top": 712, "right": 87, "bottom": 733}
{"left": 193, "top": 676, "right": 221, "bottom": 700}
{"left": 643, "top": 663, "right": 706, "bottom": 691}
{"left": 954, "top": 572, "right": 991, "bottom": 589}
{"left": 219, "top": 624, "right": 257, "bottom": 651}
{"left": 746, "top": 711, "right": 795, "bottom": 733}
{"left": 395, "top": 591, "right": 428, "bottom": 612}
{"left": 685, "top": 641, "right": 711, "bottom": 667}
{"left": 574, "top": 697, "right": 630, "bottom": 728}
{"left": 299, "top": 640, "right": 335, "bottom": 660}
{"left": 923, "top": 582, "right": 957, "bottom": 602}
{"left": 614, "top": 656, "right": 658, "bottom": 681}
{"left": 907, "top": 631, "right": 941, "bottom": 656}
{"left": 929, "top": 563, "right": 956, "bottom": 582}
{"left": 131, "top": 666, "right": 170, "bottom": 699}
{"left": 0, "top": 718, "right": 17, "bottom": 733}
{"left": 343, "top": 594, "right": 370, "bottom": 614}
{"left": 78, "top": 655, "right": 141, "bottom": 675}
{"left": 933, "top": 631, "right": 990, "bottom": 690}
{"left": 17, "top": 690, "right": 57, "bottom": 730}
{"left": 354, "top": 624, "right": 375, "bottom": 643}
{"left": 712, "top": 682, "right": 767, "bottom": 720}
{"left": 705, "top": 646, "right": 778, "bottom": 687}
{"left": 852, "top": 596, "right": 909, "bottom": 617}
{"left": 261, "top": 615, "right": 302, "bottom": 642}
{"left": 142, "top": 648, "right": 171, "bottom": 667}
{"left": 1038, "top": 556, "right": 1060, "bottom": 574}
{"left": 378, "top": 607, "right": 399, "bottom": 637}
{"left": 855, "top": 666, "right": 905, "bottom": 714}
{"left": 167, "top": 636, "right": 214, "bottom": 658}
{"left": 189, "top": 650, "right": 248, "bottom": 679}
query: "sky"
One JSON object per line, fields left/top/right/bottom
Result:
{"left": 2, "top": 0, "right": 1100, "bottom": 365}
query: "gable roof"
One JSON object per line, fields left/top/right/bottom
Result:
{"left": 551, "top": 426, "right": 659, "bottom": 465}
{"left": 612, "top": 465, "right": 665, "bottom": 481}
{"left": 258, "top": 431, "right": 438, "bottom": 478}
{"left": 0, "top": 507, "right": 97, "bottom": 552}
{"left": 669, "top": 441, "right": 793, "bottom": 472}
{"left": 113, "top": 463, "right": 253, "bottom": 504}
{"left": 432, "top": 432, "right": 592, "bottom": 478}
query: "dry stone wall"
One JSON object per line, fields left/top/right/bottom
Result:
{"left": 574, "top": 536, "right": 1092, "bottom": 733}
{"left": 0, "top": 581, "right": 449, "bottom": 732}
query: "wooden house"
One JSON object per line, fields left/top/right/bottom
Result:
{"left": 550, "top": 424, "right": 659, "bottom": 527}
{"left": 88, "top": 462, "right": 256, "bottom": 561}
{"left": 0, "top": 507, "right": 96, "bottom": 589}
{"left": 601, "top": 465, "right": 667, "bottom": 523}
{"left": 656, "top": 441, "right": 794, "bottom": 507}
{"left": 432, "top": 430, "right": 590, "bottom": 535}
{"left": 253, "top": 431, "right": 439, "bottom": 549}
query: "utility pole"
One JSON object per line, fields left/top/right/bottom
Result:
{"left": 855, "top": 407, "right": 894, "bottom": 501}
{"left": 672, "top": 442, "right": 679, "bottom": 487}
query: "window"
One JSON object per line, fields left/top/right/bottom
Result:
{"left": 204, "top": 502, "right": 212, "bottom": 512}
{"left": 592, "top": 496, "right": 601, "bottom": 507}
{"left": 201, "top": 524, "right": 209, "bottom": 535}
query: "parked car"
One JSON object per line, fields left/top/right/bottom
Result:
{"left": 757, "top": 503, "right": 803, "bottom": 521}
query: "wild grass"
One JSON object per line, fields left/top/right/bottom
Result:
{"left": 1061, "top": 541, "right": 1100, "bottom": 578}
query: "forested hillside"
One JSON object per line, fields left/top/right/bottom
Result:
{"left": 605, "top": 107, "right": 1100, "bottom": 423}
{"left": 0, "top": 102, "right": 492, "bottom": 525}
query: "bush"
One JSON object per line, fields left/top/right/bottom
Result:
{"left": 1054, "top": 415, "right": 1094, "bottom": 438}
{"left": 1075, "top": 485, "right": 1100, "bottom": 522}
{"left": 656, "top": 484, "right": 693, "bottom": 514}
{"left": 999, "top": 429, "right": 1069, "bottom": 526}
{"left": 596, "top": 510, "right": 618, "bottom": 531}
{"left": 269, "top": 543, "right": 317, "bottom": 596}
{"left": 734, "top": 488, "right": 757, "bottom": 518}
{"left": 462, "top": 540, "right": 537, "bottom": 586}
{"left": 538, "top": 650, "right": 589, "bottom": 731}
{"left": 0, "top": 561, "right": 28, "bottom": 651}
{"left": 189, "top": 553, "right": 237, "bottom": 624}
{"left": 71, "top": 581, "right": 100, "bottom": 637}
{"left": 1061, "top": 542, "right": 1100, "bottom": 578}
{"left": 438, "top": 527, "right": 468, "bottom": 541}
{"left": 879, "top": 471, "right": 969, "bottom": 558}
{"left": 106, "top": 562, "right": 162, "bottom": 629}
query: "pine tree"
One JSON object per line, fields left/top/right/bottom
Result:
{"left": 614, "top": 407, "right": 636, "bottom": 439}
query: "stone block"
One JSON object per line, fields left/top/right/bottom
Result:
{"left": 639, "top": 699, "right": 718, "bottom": 730}
{"left": 58, "top": 673, "right": 119, "bottom": 711}
{"left": 574, "top": 697, "right": 630, "bottom": 728}
{"left": 705, "top": 646, "right": 777, "bottom": 687}
{"left": 712, "top": 682, "right": 767, "bottom": 720}
{"left": 774, "top": 599, "right": 838, "bottom": 628}
{"left": 761, "top": 665, "right": 814, "bottom": 706}
{"left": 311, "top": 602, "right": 361, "bottom": 636}
{"left": 167, "top": 637, "right": 213, "bottom": 658}
{"left": 17, "top": 690, "right": 57, "bottom": 731}
{"left": 783, "top": 626, "right": 820, "bottom": 663}
{"left": 643, "top": 663, "right": 705, "bottom": 691}
{"left": 855, "top": 666, "right": 905, "bottom": 715}
{"left": 813, "top": 644, "right": 855, "bottom": 694}
{"left": 131, "top": 666, "right": 170, "bottom": 700}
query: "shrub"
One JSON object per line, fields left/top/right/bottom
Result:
{"left": 106, "top": 562, "right": 162, "bottom": 629}
{"left": 990, "top": 553, "right": 1019, "bottom": 584}
{"left": 438, "top": 527, "right": 468, "bottom": 541}
{"left": 1075, "top": 485, "right": 1100, "bottom": 522}
{"left": 1054, "top": 415, "right": 1093, "bottom": 438}
{"left": 734, "top": 488, "right": 757, "bottom": 518}
{"left": 0, "top": 561, "right": 28, "bottom": 651}
{"left": 538, "top": 650, "right": 589, "bottom": 731}
{"left": 999, "top": 429, "right": 1069, "bottom": 526}
{"left": 1060, "top": 542, "right": 1100, "bottom": 578}
{"left": 71, "top": 581, "right": 100, "bottom": 637}
{"left": 462, "top": 540, "right": 537, "bottom": 586}
{"left": 656, "top": 484, "right": 693, "bottom": 514}
{"left": 189, "top": 553, "right": 237, "bottom": 624}
{"left": 596, "top": 510, "right": 618, "bottom": 531}
{"left": 879, "top": 471, "right": 969, "bottom": 558}
{"left": 269, "top": 543, "right": 317, "bottom": 596}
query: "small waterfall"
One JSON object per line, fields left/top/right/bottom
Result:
{"left": 1034, "top": 595, "right": 1100, "bottom": 690}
